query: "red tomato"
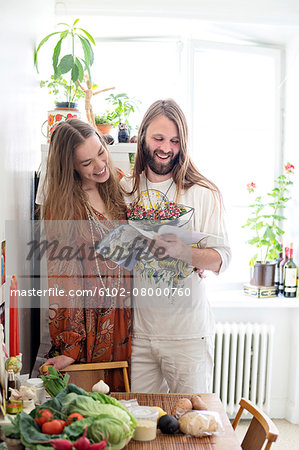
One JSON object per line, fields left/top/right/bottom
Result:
{"left": 42, "top": 419, "right": 65, "bottom": 435}
{"left": 66, "top": 412, "right": 85, "bottom": 425}
{"left": 35, "top": 409, "right": 54, "bottom": 427}
{"left": 56, "top": 419, "right": 67, "bottom": 428}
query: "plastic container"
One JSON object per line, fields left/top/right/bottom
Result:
{"left": 25, "top": 378, "right": 46, "bottom": 405}
{"left": 131, "top": 406, "right": 159, "bottom": 442}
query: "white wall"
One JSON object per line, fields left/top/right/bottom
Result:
{"left": 0, "top": 1, "right": 55, "bottom": 372}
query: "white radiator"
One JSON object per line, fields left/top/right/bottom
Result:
{"left": 212, "top": 322, "right": 274, "bottom": 417}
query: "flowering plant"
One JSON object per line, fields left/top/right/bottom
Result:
{"left": 242, "top": 163, "right": 295, "bottom": 266}
{"left": 127, "top": 201, "right": 187, "bottom": 221}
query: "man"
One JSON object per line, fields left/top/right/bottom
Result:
{"left": 121, "top": 99, "right": 231, "bottom": 393}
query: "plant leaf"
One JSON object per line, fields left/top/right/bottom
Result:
{"left": 78, "top": 35, "right": 91, "bottom": 66}
{"left": 52, "top": 38, "right": 63, "bottom": 71}
{"left": 73, "top": 18, "right": 80, "bottom": 26}
{"left": 34, "top": 31, "right": 61, "bottom": 71}
{"left": 78, "top": 27, "right": 96, "bottom": 45}
{"left": 75, "top": 57, "right": 84, "bottom": 81}
{"left": 58, "top": 54, "right": 74, "bottom": 74}
{"left": 71, "top": 63, "right": 79, "bottom": 82}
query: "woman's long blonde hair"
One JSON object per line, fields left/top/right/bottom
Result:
{"left": 129, "top": 99, "right": 221, "bottom": 203}
{"left": 42, "top": 119, "right": 126, "bottom": 220}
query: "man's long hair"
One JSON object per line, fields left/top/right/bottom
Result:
{"left": 42, "top": 119, "right": 126, "bottom": 221}
{"left": 129, "top": 99, "right": 221, "bottom": 203}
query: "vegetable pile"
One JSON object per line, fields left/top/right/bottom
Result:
{"left": 2, "top": 384, "right": 137, "bottom": 450}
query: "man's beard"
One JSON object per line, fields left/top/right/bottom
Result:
{"left": 143, "top": 144, "right": 179, "bottom": 175}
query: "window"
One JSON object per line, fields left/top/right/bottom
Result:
{"left": 89, "top": 31, "right": 283, "bottom": 287}
{"left": 190, "top": 42, "right": 282, "bottom": 286}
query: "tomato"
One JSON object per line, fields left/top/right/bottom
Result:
{"left": 56, "top": 419, "right": 67, "bottom": 428}
{"left": 42, "top": 419, "right": 65, "bottom": 435}
{"left": 35, "top": 409, "right": 54, "bottom": 427}
{"left": 66, "top": 412, "right": 85, "bottom": 425}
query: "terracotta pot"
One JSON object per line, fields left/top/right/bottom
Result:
{"left": 250, "top": 262, "right": 276, "bottom": 287}
{"left": 96, "top": 123, "right": 113, "bottom": 135}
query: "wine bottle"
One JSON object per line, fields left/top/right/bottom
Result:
{"left": 278, "top": 246, "right": 289, "bottom": 296}
{"left": 274, "top": 242, "right": 283, "bottom": 290}
{"left": 284, "top": 243, "right": 297, "bottom": 298}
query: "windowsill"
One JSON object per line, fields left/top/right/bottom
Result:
{"left": 208, "top": 289, "right": 299, "bottom": 308}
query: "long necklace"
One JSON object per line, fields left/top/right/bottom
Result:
{"left": 145, "top": 177, "right": 175, "bottom": 212}
{"left": 85, "top": 205, "right": 121, "bottom": 294}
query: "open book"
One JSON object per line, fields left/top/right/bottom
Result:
{"left": 96, "top": 221, "right": 212, "bottom": 271}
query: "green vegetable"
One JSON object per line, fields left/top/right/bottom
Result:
{"left": 87, "top": 415, "right": 132, "bottom": 450}
{"left": 40, "top": 367, "right": 70, "bottom": 398}
{"left": 4, "top": 385, "right": 136, "bottom": 450}
{"left": 61, "top": 395, "right": 135, "bottom": 430}
{"left": 1, "top": 414, "right": 21, "bottom": 439}
{"left": 158, "top": 414, "right": 179, "bottom": 434}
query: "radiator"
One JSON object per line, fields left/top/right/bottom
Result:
{"left": 212, "top": 322, "right": 274, "bottom": 417}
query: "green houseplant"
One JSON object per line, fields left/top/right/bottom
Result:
{"left": 94, "top": 111, "right": 115, "bottom": 134}
{"left": 242, "top": 162, "right": 295, "bottom": 285}
{"left": 105, "top": 92, "right": 140, "bottom": 127}
{"left": 40, "top": 75, "right": 86, "bottom": 105}
{"left": 34, "top": 18, "right": 95, "bottom": 107}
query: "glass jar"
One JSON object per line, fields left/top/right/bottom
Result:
{"left": 25, "top": 378, "right": 46, "bottom": 405}
{"left": 6, "top": 399, "right": 23, "bottom": 414}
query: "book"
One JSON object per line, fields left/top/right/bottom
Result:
{"left": 96, "top": 221, "right": 215, "bottom": 272}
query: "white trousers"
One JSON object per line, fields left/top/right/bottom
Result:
{"left": 131, "top": 335, "right": 214, "bottom": 393}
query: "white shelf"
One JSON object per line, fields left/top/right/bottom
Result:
{"left": 209, "top": 289, "right": 299, "bottom": 308}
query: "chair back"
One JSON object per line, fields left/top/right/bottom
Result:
{"left": 232, "top": 398, "right": 279, "bottom": 450}
{"left": 61, "top": 361, "right": 130, "bottom": 392}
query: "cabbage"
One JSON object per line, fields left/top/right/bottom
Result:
{"left": 87, "top": 414, "right": 133, "bottom": 449}
{"left": 62, "top": 395, "right": 136, "bottom": 431}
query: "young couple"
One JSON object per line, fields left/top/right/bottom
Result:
{"left": 41, "top": 99, "right": 231, "bottom": 393}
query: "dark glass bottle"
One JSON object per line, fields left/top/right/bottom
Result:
{"left": 284, "top": 243, "right": 297, "bottom": 298}
{"left": 278, "top": 246, "right": 289, "bottom": 296}
{"left": 274, "top": 242, "right": 283, "bottom": 290}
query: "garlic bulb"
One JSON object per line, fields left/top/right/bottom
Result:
{"left": 91, "top": 379, "right": 110, "bottom": 394}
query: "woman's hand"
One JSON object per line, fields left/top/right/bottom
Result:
{"left": 40, "top": 355, "right": 75, "bottom": 372}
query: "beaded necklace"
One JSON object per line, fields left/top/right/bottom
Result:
{"left": 84, "top": 204, "right": 121, "bottom": 294}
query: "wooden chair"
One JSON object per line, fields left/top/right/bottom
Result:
{"left": 232, "top": 398, "right": 279, "bottom": 450}
{"left": 61, "top": 361, "right": 130, "bottom": 392}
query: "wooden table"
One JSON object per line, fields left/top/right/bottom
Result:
{"left": 112, "top": 392, "right": 241, "bottom": 449}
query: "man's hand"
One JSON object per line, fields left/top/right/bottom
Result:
{"left": 40, "top": 355, "right": 75, "bottom": 372}
{"left": 151, "top": 234, "right": 191, "bottom": 261}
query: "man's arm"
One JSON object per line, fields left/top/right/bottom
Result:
{"left": 152, "top": 234, "right": 222, "bottom": 273}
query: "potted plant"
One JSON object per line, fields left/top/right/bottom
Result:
{"left": 105, "top": 92, "right": 140, "bottom": 142}
{"left": 40, "top": 75, "right": 86, "bottom": 107}
{"left": 34, "top": 18, "right": 95, "bottom": 108}
{"left": 242, "top": 162, "right": 295, "bottom": 286}
{"left": 94, "top": 112, "right": 115, "bottom": 135}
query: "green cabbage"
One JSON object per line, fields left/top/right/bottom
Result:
{"left": 87, "top": 414, "right": 133, "bottom": 450}
{"left": 61, "top": 394, "right": 135, "bottom": 429}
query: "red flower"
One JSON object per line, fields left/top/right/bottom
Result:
{"left": 55, "top": 114, "right": 62, "bottom": 121}
{"left": 285, "top": 162, "right": 295, "bottom": 173}
{"left": 246, "top": 182, "right": 256, "bottom": 193}
{"left": 67, "top": 113, "right": 73, "bottom": 119}
{"left": 73, "top": 115, "right": 78, "bottom": 119}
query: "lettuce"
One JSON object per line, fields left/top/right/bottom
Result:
{"left": 87, "top": 415, "right": 133, "bottom": 450}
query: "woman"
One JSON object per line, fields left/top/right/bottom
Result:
{"left": 40, "top": 119, "right": 132, "bottom": 391}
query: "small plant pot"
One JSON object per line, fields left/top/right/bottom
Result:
{"left": 96, "top": 123, "right": 113, "bottom": 135}
{"left": 55, "top": 102, "right": 78, "bottom": 109}
{"left": 250, "top": 262, "right": 276, "bottom": 287}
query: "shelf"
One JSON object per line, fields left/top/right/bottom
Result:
{"left": 209, "top": 289, "right": 299, "bottom": 308}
